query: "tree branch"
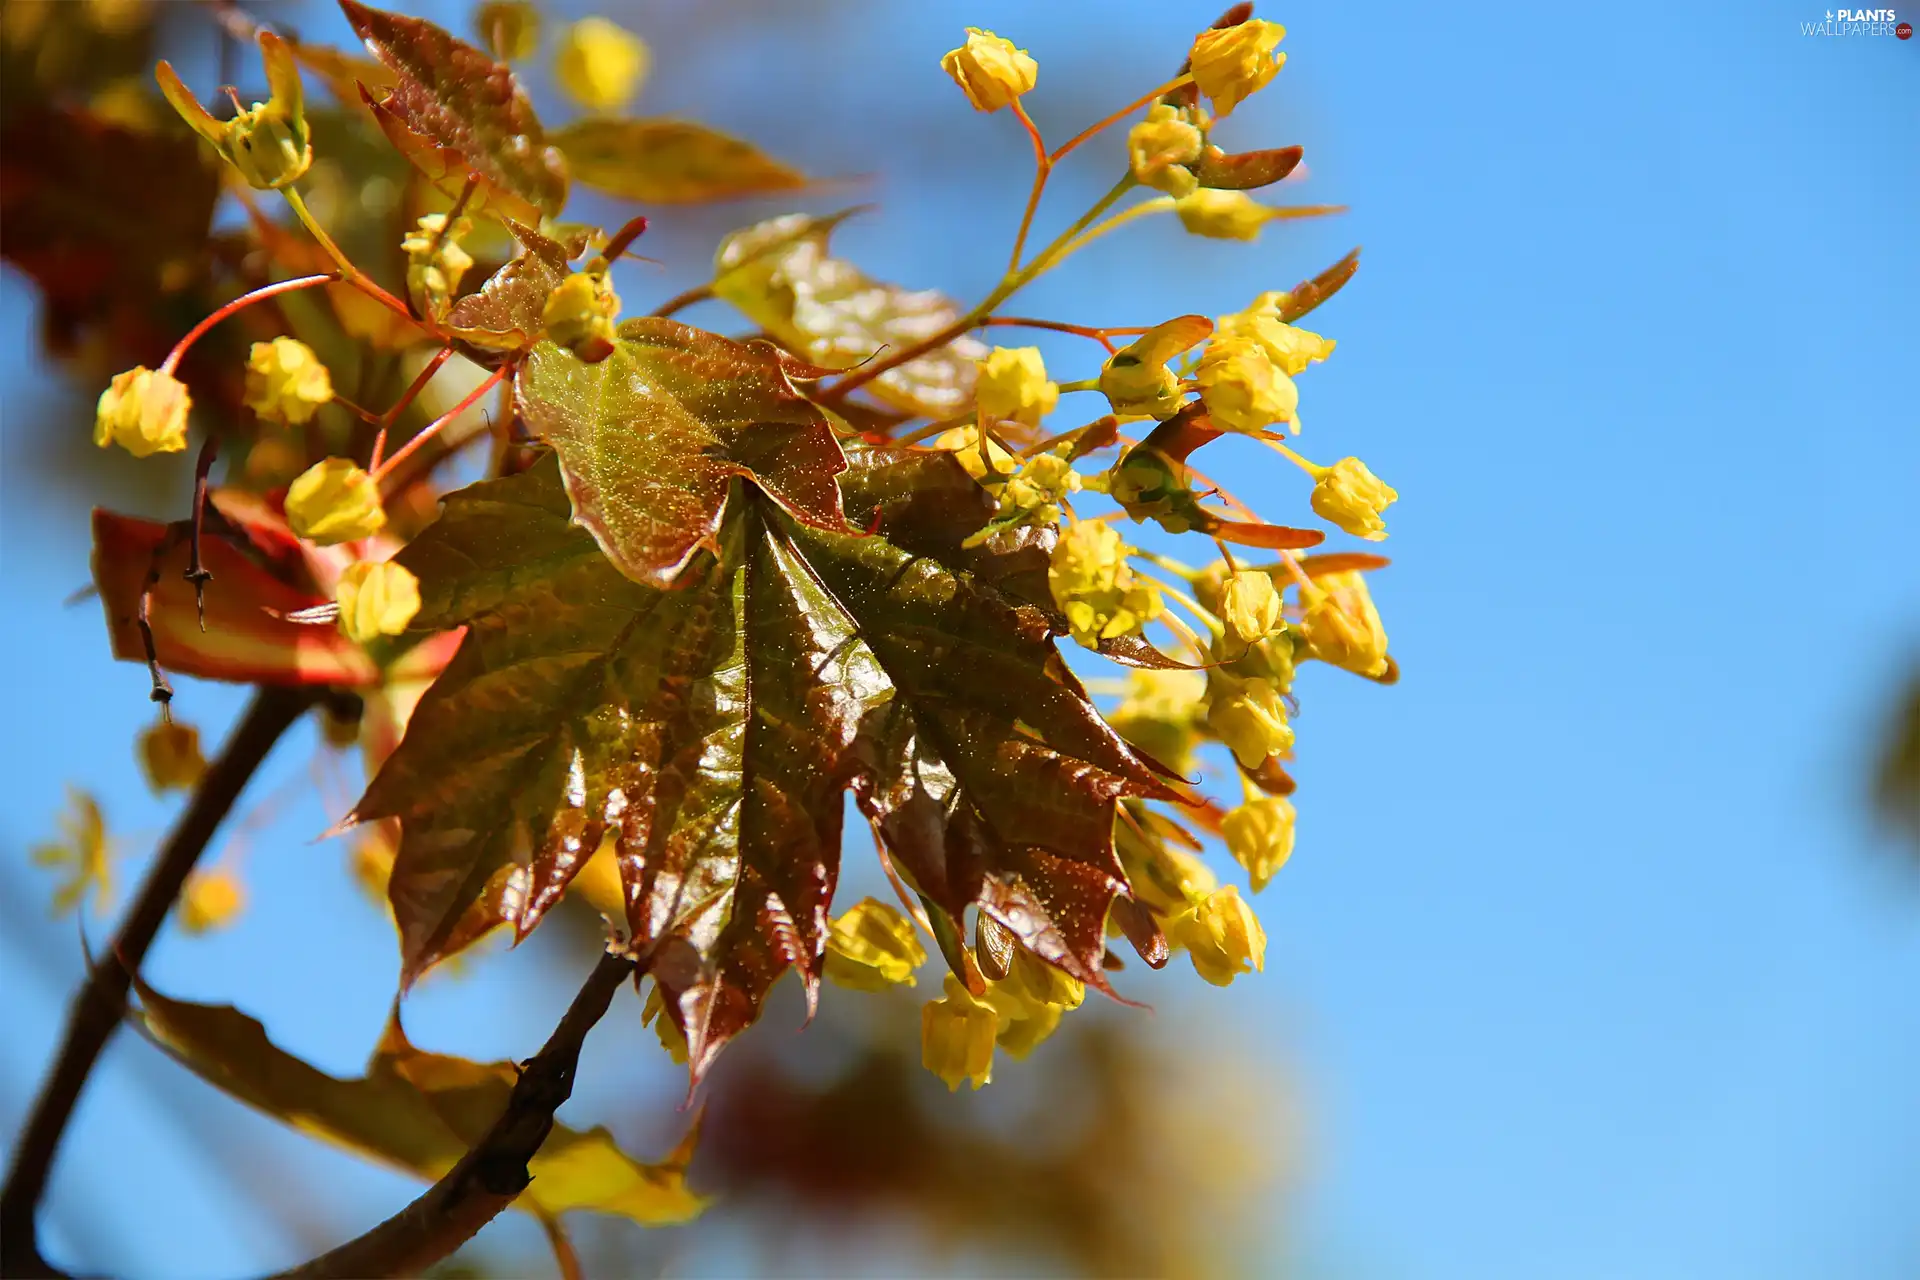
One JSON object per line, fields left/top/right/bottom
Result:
{"left": 265, "top": 948, "right": 640, "bottom": 1279}
{"left": 1, "top": 685, "right": 317, "bottom": 1278}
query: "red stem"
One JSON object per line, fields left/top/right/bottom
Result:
{"left": 370, "top": 366, "right": 507, "bottom": 486}
{"left": 160, "top": 274, "right": 338, "bottom": 375}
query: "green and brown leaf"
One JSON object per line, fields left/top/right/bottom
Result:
{"left": 132, "top": 980, "right": 705, "bottom": 1227}
{"left": 354, "top": 336, "right": 1173, "bottom": 1075}
{"left": 554, "top": 118, "right": 808, "bottom": 205}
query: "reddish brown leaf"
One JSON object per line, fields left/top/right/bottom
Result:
{"left": 445, "top": 221, "right": 573, "bottom": 352}
{"left": 1194, "top": 145, "right": 1303, "bottom": 191}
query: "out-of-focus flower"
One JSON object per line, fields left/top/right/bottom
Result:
{"left": 1108, "top": 669, "right": 1207, "bottom": 776}
{"left": 403, "top": 214, "right": 475, "bottom": 320}
{"left": 95, "top": 366, "right": 190, "bottom": 457}
{"left": 335, "top": 560, "right": 421, "bottom": 644}
{"left": 178, "top": 868, "right": 245, "bottom": 934}
{"left": 286, "top": 458, "right": 386, "bottom": 545}
{"left": 138, "top": 717, "right": 205, "bottom": 793}
{"left": 1206, "top": 671, "right": 1293, "bottom": 768}
{"left": 555, "top": 17, "right": 648, "bottom": 112}
{"left": 936, "top": 424, "right": 1015, "bottom": 482}
{"left": 475, "top": 1, "right": 539, "bottom": 60}
{"left": 939, "top": 28, "right": 1037, "bottom": 113}
{"left": 824, "top": 898, "right": 927, "bottom": 991}
{"left": 1189, "top": 18, "right": 1286, "bottom": 117}
{"left": 976, "top": 346, "right": 1058, "bottom": 428}
{"left": 1176, "top": 189, "right": 1279, "bottom": 241}
{"left": 1166, "top": 885, "right": 1266, "bottom": 985}
{"left": 243, "top": 337, "right": 332, "bottom": 425}
{"left": 922, "top": 973, "right": 998, "bottom": 1090}
{"left": 1222, "top": 796, "right": 1296, "bottom": 891}
{"left": 1300, "top": 571, "right": 1390, "bottom": 677}
{"left": 31, "top": 789, "right": 113, "bottom": 917}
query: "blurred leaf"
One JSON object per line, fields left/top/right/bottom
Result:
{"left": 554, "top": 118, "right": 807, "bottom": 205}
{"left": 353, "top": 440, "right": 1170, "bottom": 1076}
{"left": 131, "top": 980, "right": 707, "bottom": 1227}
{"left": 1277, "top": 248, "right": 1360, "bottom": 323}
{"left": 0, "top": 106, "right": 219, "bottom": 355}
{"left": 339, "top": 0, "right": 568, "bottom": 224}
{"left": 1875, "top": 668, "right": 1920, "bottom": 853}
{"left": 91, "top": 507, "right": 381, "bottom": 689}
{"left": 712, "top": 212, "right": 986, "bottom": 418}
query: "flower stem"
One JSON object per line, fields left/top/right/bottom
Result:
{"left": 0, "top": 686, "right": 318, "bottom": 1276}
{"left": 1048, "top": 74, "right": 1193, "bottom": 163}
{"left": 1006, "top": 98, "right": 1052, "bottom": 273}
{"left": 372, "top": 365, "right": 508, "bottom": 488}
{"left": 369, "top": 346, "right": 455, "bottom": 474}
{"left": 160, "top": 273, "right": 337, "bottom": 374}
{"left": 283, "top": 187, "right": 416, "bottom": 324}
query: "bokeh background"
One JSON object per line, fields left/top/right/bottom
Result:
{"left": 3, "top": 0, "right": 1917, "bottom": 1276}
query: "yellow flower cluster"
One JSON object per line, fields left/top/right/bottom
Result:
{"left": 543, "top": 269, "right": 621, "bottom": 363}
{"left": 178, "top": 868, "right": 246, "bottom": 934}
{"left": 243, "top": 337, "right": 332, "bottom": 425}
{"left": 921, "top": 945, "right": 1087, "bottom": 1089}
{"left": 1047, "top": 520, "right": 1163, "bottom": 648}
{"left": 403, "top": 214, "right": 475, "bottom": 320}
{"left": 1127, "top": 104, "right": 1206, "bottom": 198}
{"left": 1196, "top": 295, "right": 1337, "bottom": 434}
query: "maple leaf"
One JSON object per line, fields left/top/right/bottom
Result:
{"left": 554, "top": 118, "right": 809, "bottom": 205}
{"left": 355, "top": 332, "right": 1174, "bottom": 1077}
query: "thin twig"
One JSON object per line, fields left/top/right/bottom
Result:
{"left": 649, "top": 284, "right": 712, "bottom": 319}
{"left": 265, "top": 948, "right": 641, "bottom": 1280}
{"left": 0, "top": 687, "right": 318, "bottom": 1277}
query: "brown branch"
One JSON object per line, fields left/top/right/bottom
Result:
{"left": 1, "top": 685, "right": 318, "bottom": 1278}
{"left": 265, "top": 948, "right": 640, "bottom": 1279}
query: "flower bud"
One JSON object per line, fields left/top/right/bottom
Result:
{"left": 138, "top": 717, "right": 205, "bottom": 793}
{"left": 1221, "top": 796, "right": 1296, "bottom": 891}
{"left": 1300, "top": 571, "right": 1389, "bottom": 677}
{"left": 1220, "top": 569, "right": 1283, "bottom": 644}
{"left": 286, "top": 458, "right": 386, "bottom": 545}
{"left": 243, "top": 337, "right": 333, "bottom": 425}
{"left": 922, "top": 973, "right": 998, "bottom": 1090}
{"left": 1205, "top": 671, "right": 1293, "bottom": 768}
{"left": 403, "top": 214, "right": 475, "bottom": 321}
{"left": 1189, "top": 18, "right": 1287, "bottom": 117}
{"left": 939, "top": 27, "right": 1037, "bottom": 113}
{"left": 178, "top": 868, "right": 245, "bottom": 935}
{"left": 157, "top": 32, "right": 310, "bottom": 190}
{"left": 94, "top": 366, "right": 190, "bottom": 457}
{"left": 1167, "top": 885, "right": 1266, "bottom": 985}
{"left": 555, "top": 17, "right": 648, "bottom": 111}
{"left": 336, "top": 560, "right": 421, "bottom": 644}
{"left": 1196, "top": 334, "right": 1297, "bottom": 434}
{"left": 1127, "top": 104, "right": 1204, "bottom": 197}
{"left": 1048, "top": 520, "right": 1163, "bottom": 648}
{"left": 975, "top": 346, "right": 1058, "bottom": 428}
{"left": 1310, "top": 456, "right": 1398, "bottom": 541}
{"left": 543, "top": 270, "right": 621, "bottom": 363}
{"left": 1175, "top": 188, "right": 1279, "bottom": 241}
{"left": 1098, "top": 315, "right": 1211, "bottom": 420}
{"left": 824, "top": 897, "right": 927, "bottom": 991}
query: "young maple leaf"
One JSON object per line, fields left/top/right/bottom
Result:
{"left": 352, "top": 326, "right": 1176, "bottom": 1078}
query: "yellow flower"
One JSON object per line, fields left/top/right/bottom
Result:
{"left": 1167, "top": 885, "right": 1266, "bottom": 985}
{"left": 1196, "top": 334, "right": 1297, "bottom": 434}
{"left": 1189, "top": 18, "right": 1287, "bottom": 117}
{"left": 403, "top": 214, "right": 475, "bottom": 320}
{"left": 939, "top": 27, "right": 1037, "bottom": 113}
{"left": 979, "top": 949, "right": 1084, "bottom": 1060}
{"left": 935, "top": 424, "right": 1015, "bottom": 481}
{"left": 1176, "top": 189, "right": 1281, "bottom": 241}
{"left": 138, "top": 717, "right": 205, "bottom": 793}
{"left": 157, "top": 31, "right": 310, "bottom": 189}
{"left": 243, "top": 337, "right": 333, "bottom": 425}
{"left": 1300, "top": 571, "right": 1390, "bottom": 677}
{"left": 1048, "top": 520, "right": 1163, "bottom": 648}
{"left": 95, "top": 365, "right": 190, "bottom": 457}
{"left": 543, "top": 270, "right": 621, "bottom": 363}
{"left": 1098, "top": 314, "right": 1212, "bottom": 420}
{"left": 335, "top": 560, "right": 421, "bottom": 644}
{"left": 977, "top": 451, "right": 1082, "bottom": 540}
{"left": 1222, "top": 796, "right": 1296, "bottom": 891}
{"left": 178, "top": 868, "right": 245, "bottom": 934}
{"left": 1205, "top": 671, "right": 1293, "bottom": 768}
{"left": 1127, "top": 104, "right": 1205, "bottom": 197}
{"left": 1108, "top": 668, "right": 1207, "bottom": 775}
{"left": 31, "top": 789, "right": 113, "bottom": 917}
{"left": 922, "top": 973, "right": 998, "bottom": 1090}
{"left": 1220, "top": 569, "right": 1283, "bottom": 645}
{"left": 555, "top": 17, "right": 648, "bottom": 112}
{"left": 642, "top": 982, "right": 689, "bottom": 1066}
{"left": 824, "top": 897, "right": 927, "bottom": 991}
{"left": 1114, "top": 808, "right": 1217, "bottom": 916}
{"left": 1310, "top": 456, "right": 1398, "bottom": 541}
{"left": 286, "top": 458, "right": 386, "bottom": 545}
{"left": 976, "top": 346, "right": 1058, "bottom": 428}
{"left": 474, "top": 1, "right": 539, "bottom": 60}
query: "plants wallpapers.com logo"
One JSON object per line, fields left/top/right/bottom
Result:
{"left": 1800, "top": 7, "right": 1913, "bottom": 34}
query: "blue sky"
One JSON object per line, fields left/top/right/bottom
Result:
{"left": 3, "top": 1, "right": 1916, "bottom": 1276}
